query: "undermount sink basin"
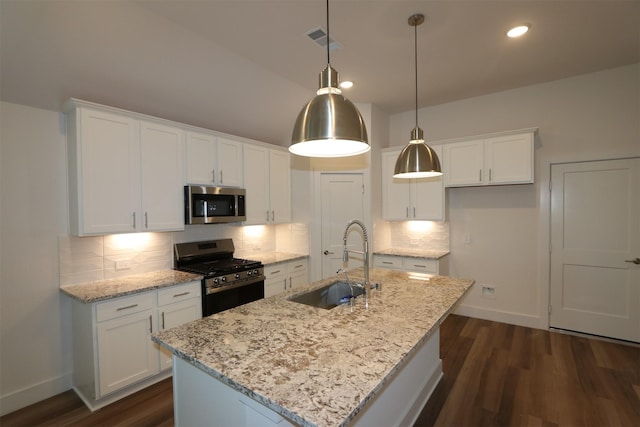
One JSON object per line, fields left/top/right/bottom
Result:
{"left": 288, "top": 280, "right": 365, "bottom": 310}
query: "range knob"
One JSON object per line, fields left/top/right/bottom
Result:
{"left": 253, "top": 269, "right": 259, "bottom": 275}
{"left": 234, "top": 273, "right": 240, "bottom": 279}
{"left": 213, "top": 278, "right": 219, "bottom": 285}
{"left": 247, "top": 270, "right": 253, "bottom": 276}
{"left": 220, "top": 276, "right": 227, "bottom": 283}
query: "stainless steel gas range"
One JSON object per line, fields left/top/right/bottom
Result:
{"left": 174, "top": 239, "right": 265, "bottom": 316}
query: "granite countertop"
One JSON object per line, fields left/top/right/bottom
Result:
{"left": 60, "top": 270, "right": 203, "bottom": 303}
{"left": 373, "top": 248, "right": 450, "bottom": 260}
{"left": 153, "top": 268, "right": 473, "bottom": 427}
{"left": 236, "top": 251, "right": 309, "bottom": 266}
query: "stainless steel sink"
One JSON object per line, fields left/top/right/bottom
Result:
{"left": 288, "top": 280, "right": 365, "bottom": 309}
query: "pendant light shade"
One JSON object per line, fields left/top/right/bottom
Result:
{"left": 289, "top": 1, "right": 369, "bottom": 157}
{"left": 394, "top": 14, "right": 442, "bottom": 178}
{"left": 394, "top": 127, "right": 442, "bottom": 178}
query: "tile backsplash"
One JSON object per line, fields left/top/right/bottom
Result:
{"left": 59, "top": 223, "right": 310, "bottom": 286}
{"left": 386, "top": 221, "right": 450, "bottom": 251}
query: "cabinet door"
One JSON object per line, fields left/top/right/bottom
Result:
{"left": 269, "top": 150, "right": 291, "bottom": 223}
{"left": 158, "top": 298, "right": 202, "bottom": 370}
{"left": 413, "top": 145, "right": 444, "bottom": 220}
{"left": 382, "top": 150, "right": 412, "bottom": 220}
{"left": 73, "top": 108, "right": 139, "bottom": 235}
{"left": 217, "top": 137, "right": 244, "bottom": 187}
{"left": 243, "top": 145, "right": 270, "bottom": 224}
{"left": 484, "top": 133, "right": 534, "bottom": 184}
{"left": 443, "top": 140, "right": 484, "bottom": 187}
{"left": 96, "top": 309, "right": 158, "bottom": 397}
{"left": 185, "top": 131, "right": 216, "bottom": 185}
{"left": 288, "top": 260, "right": 308, "bottom": 290}
{"left": 140, "top": 121, "right": 185, "bottom": 231}
{"left": 264, "top": 264, "right": 287, "bottom": 297}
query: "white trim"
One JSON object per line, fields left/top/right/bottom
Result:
{"left": 454, "top": 304, "right": 541, "bottom": 330}
{"left": 0, "top": 371, "right": 73, "bottom": 416}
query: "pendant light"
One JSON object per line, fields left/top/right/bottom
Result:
{"left": 394, "top": 14, "right": 442, "bottom": 178}
{"left": 290, "top": 0, "right": 369, "bottom": 157}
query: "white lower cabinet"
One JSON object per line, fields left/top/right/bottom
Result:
{"left": 264, "top": 259, "right": 309, "bottom": 298}
{"left": 71, "top": 281, "right": 201, "bottom": 410}
{"left": 374, "top": 255, "right": 448, "bottom": 275}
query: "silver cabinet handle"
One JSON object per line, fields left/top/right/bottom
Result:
{"left": 489, "top": 168, "right": 492, "bottom": 182}
{"left": 220, "top": 170, "right": 223, "bottom": 184}
{"left": 144, "top": 212, "right": 148, "bottom": 229}
{"left": 161, "top": 312, "right": 165, "bottom": 329}
{"left": 323, "top": 250, "right": 334, "bottom": 255}
{"left": 406, "top": 207, "right": 409, "bottom": 218}
{"left": 413, "top": 207, "right": 416, "bottom": 218}
{"left": 266, "top": 210, "right": 270, "bottom": 221}
{"left": 413, "top": 264, "right": 427, "bottom": 268}
{"left": 625, "top": 258, "right": 640, "bottom": 264}
{"left": 382, "top": 261, "right": 393, "bottom": 265}
{"left": 288, "top": 277, "right": 292, "bottom": 289}
{"left": 479, "top": 169, "right": 482, "bottom": 181}
{"left": 173, "top": 291, "right": 190, "bottom": 297}
{"left": 149, "top": 315, "right": 153, "bottom": 333}
{"left": 270, "top": 270, "right": 281, "bottom": 274}
{"left": 132, "top": 212, "right": 136, "bottom": 229}
{"left": 271, "top": 210, "right": 275, "bottom": 221}
{"left": 212, "top": 169, "right": 215, "bottom": 183}
{"left": 283, "top": 278, "right": 287, "bottom": 291}
{"left": 116, "top": 304, "right": 139, "bottom": 311}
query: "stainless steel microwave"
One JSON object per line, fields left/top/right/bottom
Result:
{"left": 184, "top": 186, "right": 246, "bottom": 224}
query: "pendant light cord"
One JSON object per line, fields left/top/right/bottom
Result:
{"left": 414, "top": 19, "right": 418, "bottom": 129}
{"left": 326, "top": 0, "right": 331, "bottom": 65}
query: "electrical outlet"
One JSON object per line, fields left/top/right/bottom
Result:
{"left": 115, "top": 259, "right": 131, "bottom": 270}
{"left": 481, "top": 285, "right": 496, "bottom": 299}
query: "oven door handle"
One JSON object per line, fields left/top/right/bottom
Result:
{"left": 205, "top": 276, "right": 265, "bottom": 295}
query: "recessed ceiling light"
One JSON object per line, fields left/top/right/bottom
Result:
{"left": 507, "top": 25, "right": 529, "bottom": 38}
{"left": 339, "top": 81, "right": 353, "bottom": 89}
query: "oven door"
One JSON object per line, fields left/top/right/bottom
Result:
{"left": 202, "top": 280, "right": 264, "bottom": 316}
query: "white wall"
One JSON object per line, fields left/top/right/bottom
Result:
{"left": 389, "top": 64, "right": 640, "bottom": 328}
{"left": 0, "top": 102, "right": 73, "bottom": 415}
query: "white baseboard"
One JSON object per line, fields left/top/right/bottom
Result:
{"left": 0, "top": 372, "right": 73, "bottom": 416}
{"left": 454, "top": 304, "right": 541, "bottom": 329}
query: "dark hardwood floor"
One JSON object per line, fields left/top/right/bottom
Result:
{"left": 2, "top": 315, "right": 638, "bottom": 426}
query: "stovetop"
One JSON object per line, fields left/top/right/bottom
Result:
{"left": 178, "top": 258, "right": 262, "bottom": 278}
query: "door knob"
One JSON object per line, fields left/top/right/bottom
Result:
{"left": 625, "top": 258, "right": 640, "bottom": 265}
{"left": 323, "top": 250, "right": 334, "bottom": 255}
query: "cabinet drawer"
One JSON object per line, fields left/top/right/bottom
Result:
{"left": 402, "top": 258, "right": 437, "bottom": 273}
{"left": 374, "top": 255, "right": 402, "bottom": 270}
{"left": 96, "top": 292, "right": 154, "bottom": 322}
{"left": 158, "top": 281, "right": 201, "bottom": 306}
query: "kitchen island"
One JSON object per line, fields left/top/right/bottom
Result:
{"left": 153, "top": 268, "right": 473, "bottom": 427}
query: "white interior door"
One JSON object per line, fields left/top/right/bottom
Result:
{"left": 320, "top": 174, "right": 365, "bottom": 279}
{"left": 550, "top": 158, "right": 639, "bottom": 342}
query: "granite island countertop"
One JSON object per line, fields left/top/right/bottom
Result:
{"left": 235, "top": 251, "right": 308, "bottom": 266}
{"left": 60, "top": 270, "right": 203, "bottom": 303}
{"left": 153, "top": 268, "right": 473, "bottom": 427}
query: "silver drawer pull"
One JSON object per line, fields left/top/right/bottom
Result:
{"left": 173, "top": 291, "right": 190, "bottom": 297}
{"left": 414, "top": 264, "right": 427, "bottom": 268}
{"left": 293, "top": 264, "right": 304, "bottom": 269}
{"left": 271, "top": 270, "right": 281, "bottom": 274}
{"left": 116, "top": 304, "right": 139, "bottom": 311}
{"left": 382, "top": 261, "right": 393, "bottom": 265}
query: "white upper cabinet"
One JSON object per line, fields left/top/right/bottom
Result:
{"left": 185, "top": 131, "right": 243, "bottom": 187}
{"left": 65, "top": 100, "right": 185, "bottom": 236}
{"left": 381, "top": 145, "right": 445, "bottom": 221}
{"left": 140, "top": 121, "right": 185, "bottom": 231}
{"left": 443, "top": 131, "right": 534, "bottom": 187}
{"left": 243, "top": 145, "right": 291, "bottom": 224}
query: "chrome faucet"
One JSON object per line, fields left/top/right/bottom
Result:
{"left": 342, "top": 219, "right": 370, "bottom": 308}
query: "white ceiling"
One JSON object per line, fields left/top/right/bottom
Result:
{"left": 1, "top": 1, "right": 638, "bottom": 146}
